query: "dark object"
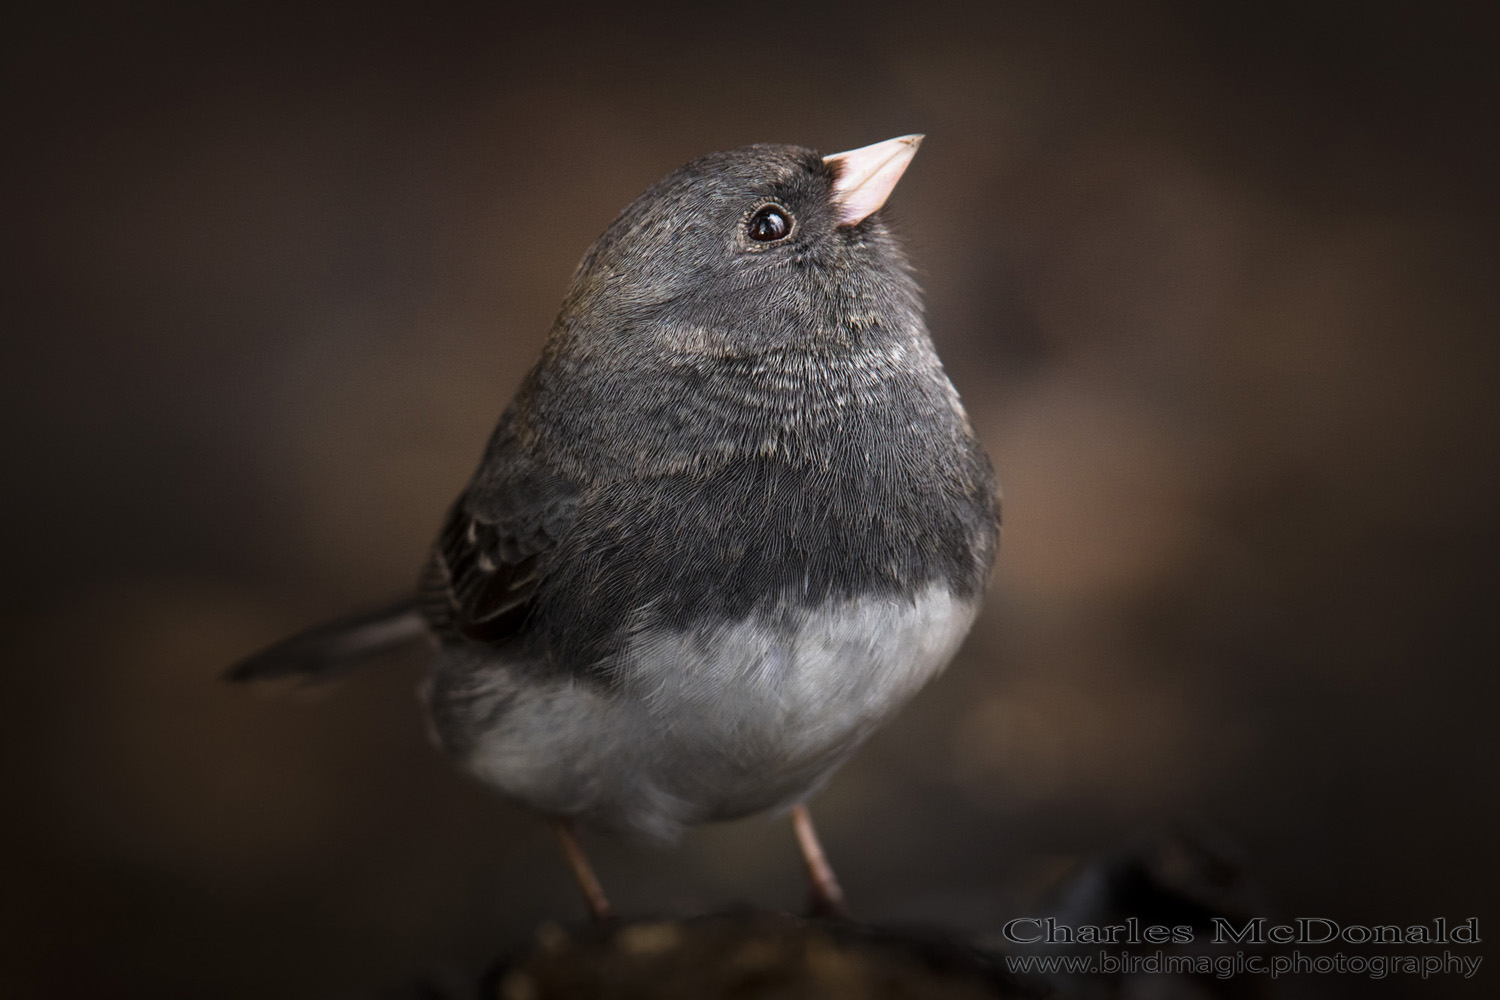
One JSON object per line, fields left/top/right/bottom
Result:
{"left": 1023, "top": 823, "right": 1275, "bottom": 999}
{"left": 477, "top": 910, "right": 1053, "bottom": 1000}
{"left": 231, "top": 135, "right": 999, "bottom": 921}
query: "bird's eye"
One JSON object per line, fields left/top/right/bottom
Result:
{"left": 747, "top": 204, "right": 793, "bottom": 242}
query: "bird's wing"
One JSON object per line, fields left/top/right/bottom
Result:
{"left": 419, "top": 410, "right": 581, "bottom": 645}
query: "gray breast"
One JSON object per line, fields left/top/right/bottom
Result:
{"left": 424, "top": 581, "right": 978, "bottom": 842}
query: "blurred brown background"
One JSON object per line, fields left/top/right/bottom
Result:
{"left": 3, "top": 2, "right": 1496, "bottom": 997}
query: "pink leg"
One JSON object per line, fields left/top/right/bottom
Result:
{"left": 552, "top": 819, "right": 614, "bottom": 923}
{"left": 792, "top": 804, "right": 850, "bottom": 918}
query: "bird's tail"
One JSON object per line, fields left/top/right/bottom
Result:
{"left": 226, "top": 596, "right": 429, "bottom": 683}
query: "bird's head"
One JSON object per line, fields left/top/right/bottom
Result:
{"left": 556, "top": 135, "right": 927, "bottom": 358}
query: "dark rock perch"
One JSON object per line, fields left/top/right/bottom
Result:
{"left": 393, "top": 826, "right": 1270, "bottom": 1000}
{"left": 476, "top": 911, "right": 1053, "bottom": 1000}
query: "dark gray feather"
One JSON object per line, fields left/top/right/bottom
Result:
{"left": 226, "top": 597, "right": 427, "bottom": 682}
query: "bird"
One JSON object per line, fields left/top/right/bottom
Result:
{"left": 230, "top": 134, "right": 1000, "bottom": 922}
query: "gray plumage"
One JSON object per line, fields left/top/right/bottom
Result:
{"left": 233, "top": 140, "right": 999, "bottom": 844}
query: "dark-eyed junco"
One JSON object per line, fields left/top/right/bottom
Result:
{"left": 232, "top": 135, "right": 999, "bottom": 921}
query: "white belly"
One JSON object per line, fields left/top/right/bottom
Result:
{"left": 435, "top": 581, "right": 979, "bottom": 841}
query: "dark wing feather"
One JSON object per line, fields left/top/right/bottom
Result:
{"left": 420, "top": 410, "right": 580, "bottom": 646}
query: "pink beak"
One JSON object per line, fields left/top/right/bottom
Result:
{"left": 823, "top": 134, "right": 924, "bottom": 226}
